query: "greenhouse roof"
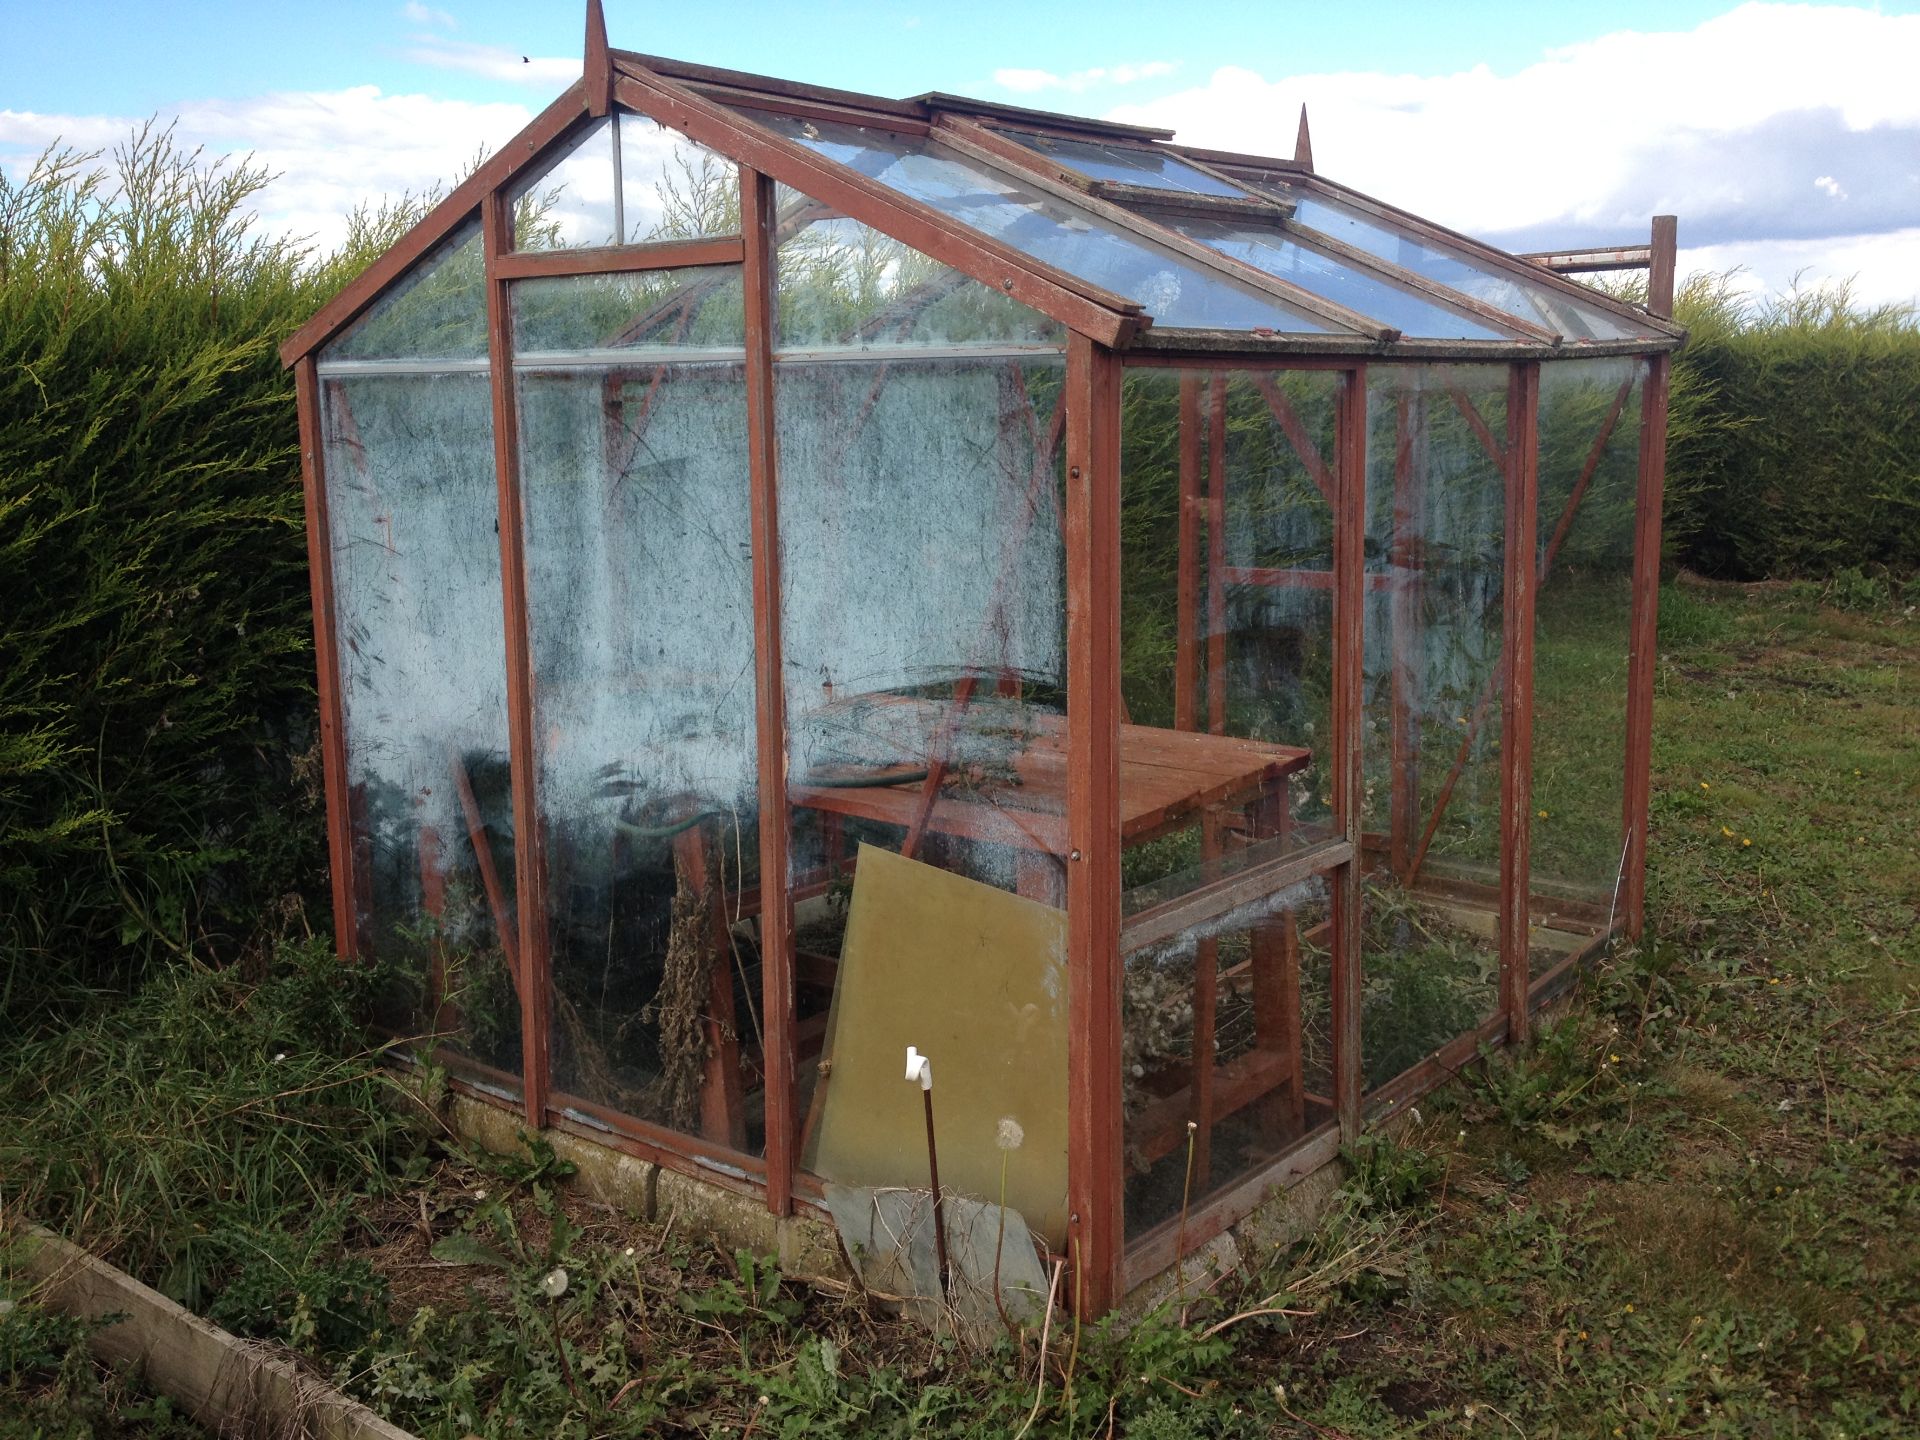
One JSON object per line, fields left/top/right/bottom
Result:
{"left": 283, "top": 34, "right": 1681, "bottom": 369}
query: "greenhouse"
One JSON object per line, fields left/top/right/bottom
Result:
{"left": 283, "top": 3, "right": 1681, "bottom": 1313}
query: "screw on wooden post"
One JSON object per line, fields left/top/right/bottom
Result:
{"left": 905, "top": 1046, "right": 950, "bottom": 1294}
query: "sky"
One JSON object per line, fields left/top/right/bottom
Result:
{"left": 3, "top": 0, "right": 1918, "bottom": 311}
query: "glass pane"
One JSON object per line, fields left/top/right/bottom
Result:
{"left": 1170, "top": 217, "right": 1511, "bottom": 341}
{"left": 778, "top": 325, "right": 1072, "bottom": 1247}
{"left": 620, "top": 111, "right": 741, "bottom": 242}
{"left": 738, "top": 111, "right": 1341, "bottom": 334}
{"left": 775, "top": 188, "right": 1066, "bottom": 351}
{"left": 1117, "top": 364, "right": 1344, "bottom": 1236}
{"left": 512, "top": 118, "right": 622, "bottom": 250}
{"left": 1122, "top": 874, "right": 1336, "bottom": 1240}
{"left": 319, "top": 370, "right": 520, "bottom": 1091}
{"left": 512, "top": 275, "right": 763, "bottom": 1155}
{"left": 1531, "top": 358, "right": 1643, "bottom": 971}
{"left": 1243, "top": 178, "right": 1651, "bottom": 344}
{"left": 511, "top": 114, "right": 740, "bottom": 250}
{"left": 1002, "top": 129, "right": 1247, "bottom": 198}
{"left": 513, "top": 267, "right": 746, "bottom": 356}
{"left": 324, "top": 219, "right": 486, "bottom": 363}
{"left": 1361, "top": 365, "right": 1509, "bottom": 1092}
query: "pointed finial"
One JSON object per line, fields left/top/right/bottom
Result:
{"left": 1293, "top": 104, "right": 1313, "bottom": 170}
{"left": 585, "top": 0, "right": 611, "bottom": 115}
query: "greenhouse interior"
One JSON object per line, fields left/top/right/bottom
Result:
{"left": 283, "top": 4, "right": 1682, "bottom": 1313}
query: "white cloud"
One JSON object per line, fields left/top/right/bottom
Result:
{"left": 0, "top": 87, "right": 534, "bottom": 256}
{"left": 1681, "top": 226, "right": 1920, "bottom": 311}
{"left": 994, "top": 61, "right": 1175, "bottom": 95}
{"left": 1102, "top": 3, "right": 1920, "bottom": 305}
{"left": 400, "top": 2, "right": 457, "bottom": 29}
{"left": 403, "top": 39, "right": 578, "bottom": 87}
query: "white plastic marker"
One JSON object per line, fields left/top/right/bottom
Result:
{"left": 905, "top": 1044, "right": 948, "bottom": 1291}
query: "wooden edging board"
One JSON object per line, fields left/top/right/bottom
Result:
{"left": 7, "top": 1223, "right": 417, "bottom": 1440}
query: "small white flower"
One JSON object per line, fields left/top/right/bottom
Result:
{"left": 623, "top": 1246, "right": 636, "bottom": 1258}
{"left": 272, "top": 1052, "right": 287, "bottom": 1063}
{"left": 996, "top": 1116, "right": 1025, "bottom": 1151}
{"left": 473, "top": 1189, "right": 487, "bottom": 1201}
{"left": 539, "top": 1266, "right": 569, "bottom": 1298}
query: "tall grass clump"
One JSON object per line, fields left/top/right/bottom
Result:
{"left": 1665, "top": 273, "right": 1920, "bottom": 580}
{"left": 0, "top": 937, "right": 428, "bottom": 1331}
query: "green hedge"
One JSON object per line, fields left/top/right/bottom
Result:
{"left": 1665, "top": 275, "right": 1920, "bottom": 580}
{"left": 0, "top": 131, "right": 416, "bottom": 1016}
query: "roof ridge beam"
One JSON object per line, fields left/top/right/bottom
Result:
{"left": 932, "top": 115, "right": 1397, "bottom": 343}
{"left": 614, "top": 66, "right": 1147, "bottom": 347}
{"left": 280, "top": 82, "right": 589, "bottom": 368}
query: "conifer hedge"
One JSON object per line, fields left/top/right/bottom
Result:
{"left": 0, "top": 131, "right": 408, "bottom": 1013}
{"left": 1664, "top": 274, "right": 1920, "bottom": 579}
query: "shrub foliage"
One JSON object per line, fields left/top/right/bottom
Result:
{"left": 1666, "top": 273, "right": 1920, "bottom": 579}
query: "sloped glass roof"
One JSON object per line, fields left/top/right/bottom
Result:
{"left": 1233, "top": 177, "right": 1649, "bottom": 343}
{"left": 736, "top": 112, "right": 1339, "bottom": 335}
{"left": 1000, "top": 129, "right": 1246, "bottom": 198}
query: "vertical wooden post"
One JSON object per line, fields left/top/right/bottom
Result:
{"left": 742, "top": 166, "right": 798, "bottom": 1215}
{"left": 295, "top": 359, "right": 359, "bottom": 960}
{"left": 1648, "top": 216, "right": 1678, "bottom": 321}
{"left": 1174, "top": 375, "right": 1202, "bottom": 734}
{"left": 1622, "top": 353, "right": 1670, "bottom": 939}
{"left": 1329, "top": 365, "right": 1367, "bottom": 1142}
{"left": 1500, "top": 362, "right": 1541, "bottom": 1044}
{"left": 483, "top": 188, "right": 551, "bottom": 1125}
{"left": 1065, "top": 334, "right": 1123, "bottom": 1315}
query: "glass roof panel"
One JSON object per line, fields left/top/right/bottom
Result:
{"left": 508, "top": 114, "right": 740, "bottom": 250}
{"left": 739, "top": 112, "right": 1339, "bottom": 335}
{"left": 1244, "top": 181, "right": 1651, "bottom": 342}
{"left": 774, "top": 186, "right": 1066, "bottom": 351}
{"left": 1168, "top": 216, "right": 1510, "bottom": 341}
{"left": 1000, "top": 129, "right": 1247, "bottom": 198}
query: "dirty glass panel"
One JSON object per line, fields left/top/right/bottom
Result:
{"left": 1170, "top": 217, "right": 1511, "bottom": 341}
{"left": 325, "top": 218, "right": 486, "bottom": 363}
{"left": 1237, "top": 177, "right": 1651, "bottom": 343}
{"left": 1122, "top": 872, "right": 1336, "bottom": 1240}
{"left": 775, "top": 186, "right": 1066, "bottom": 352}
{"left": 1531, "top": 358, "right": 1644, "bottom": 970}
{"left": 1115, "top": 365, "right": 1342, "bottom": 1235}
{"left": 319, "top": 370, "right": 520, "bottom": 1093}
{"left": 513, "top": 266, "right": 746, "bottom": 356}
{"left": 510, "top": 113, "right": 740, "bottom": 250}
{"left": 1360, "top": 365, "right": 1509, "bottom": 1092}
{"left": 1001, "top": 129, "right": 1247, "bottom": 198}
{"left": 513, "top": 273, "right": 762, "bottom": 1154}
{"left": 736, "top": 110, "right": 1341, "bottom": 334}
{"left": 777, "top": 320, "right": 1070, "bottom": 1244}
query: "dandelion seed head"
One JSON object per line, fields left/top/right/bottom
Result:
{"left": 996, "top": 1116, "right": 1026, "bottom": 1151}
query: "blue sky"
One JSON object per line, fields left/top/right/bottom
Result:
{"left": 4, "top": 1, "right": 1918, "bottom": 306}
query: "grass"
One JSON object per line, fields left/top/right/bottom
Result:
{"left": 2, "top": 579, "right": 1913, "bottom": 1437}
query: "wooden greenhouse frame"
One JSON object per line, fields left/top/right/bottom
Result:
{"left": 284, "top": 2, "right": 1682, "bottom": 1314}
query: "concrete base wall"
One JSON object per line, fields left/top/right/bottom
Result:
{"left": 447, "top": 1095, "right": 852, "bottom": 1285}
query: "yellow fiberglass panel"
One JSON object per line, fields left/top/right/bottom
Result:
{"left": 802, "top": 844, "right": 1069, "bottom": 1249}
